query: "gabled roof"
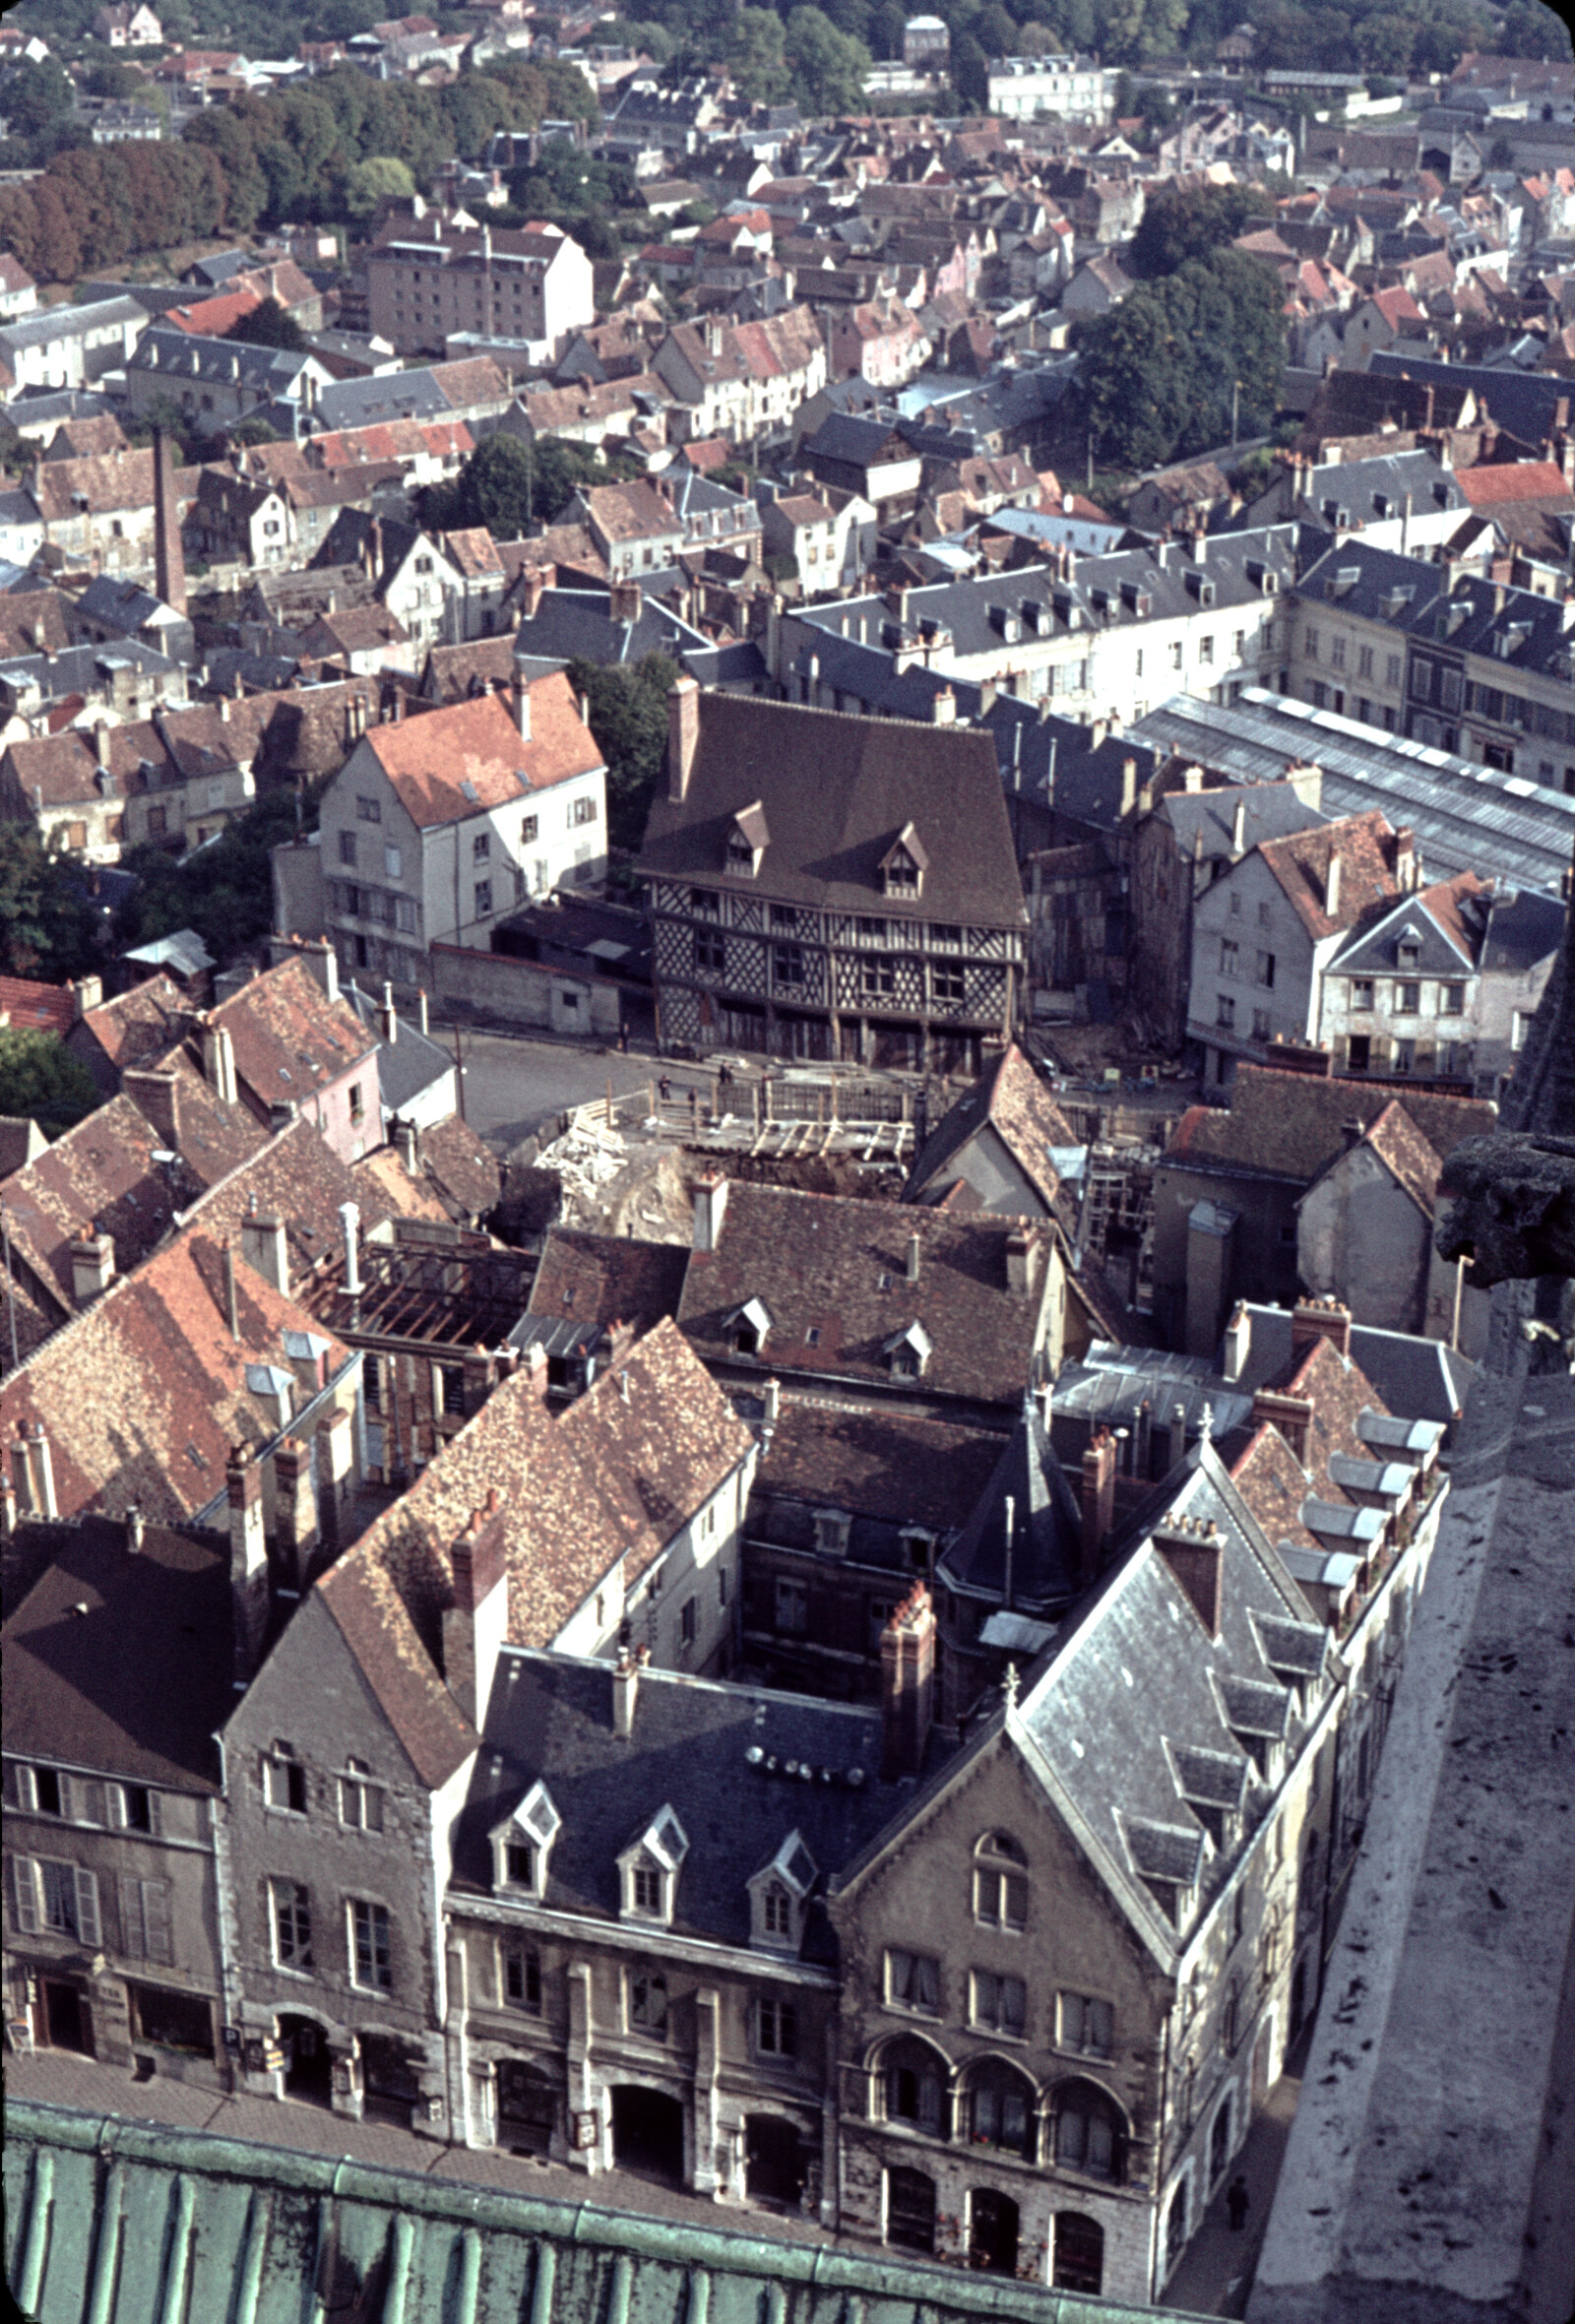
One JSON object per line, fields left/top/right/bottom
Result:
{"left": 355, "top": 692, "right": 532, "bottom": 828}
{"left": 0, "top": 1232, "right": 351, "bottom": 1525}
{"left": 1158, "top": 777, "right": 1326, "bottom": 859}
{"left": 1253, "top": 811, "right": 1401, "bottom": 940}
{"left": 527, "top": 1227, "right": 688, "bottom": 1340}
{"left": 315, "top": 1558, "right": 477, "bottom": 1791}
{"left": 211, "top": 957, "right": 375, "bottom": 1109}
{"left": 342, "top": 1318, "right": 751, "bottom": 1668}
{"left": 905, "top": 1040, "right": 1077, "bottom": 1213}
{"left": 938, "top": 1390, "right": 1084, "bottom": 1611}
{"left": 639, "top": 693, "right": 1025, "bottom": 927}
{"left": 1164, "top": 1064, "right": 1495, "bottom": 1187}
{"left": 3, "top": 1516, "right": 233, "bottom": 1790}
{"left": 0, "top": 974, "right": 75, "bottom": 1038}
{"left": 1229, "top": 1301, "right": 1472, "bottom": 1425}
{"left": 753, "top": 1400, "right": 1004, "bottom": 1536}
{"left": 1327, "top": 876, "right": 1488, "bottom": 976}
{"left": 676, "top": 1182, "right": 1051, "bottom": 1408}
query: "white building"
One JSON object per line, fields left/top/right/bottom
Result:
{"left": 986, "top": 54, "right": 1115, "bottom": 122}
{"left": 365, "top": 222, "right": 595, "bottom": 364}
{"left": 316, "top": 674, "right": 607, "bottom": 991}
{"left": 0, "top": 296, "right": 149, "bottom": 397}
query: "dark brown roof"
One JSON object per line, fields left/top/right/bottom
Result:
{"left": 676, "top": 1181, "right": 1052, "bottom": 1407}
{"left": 3, "top": 1516, "right": 233, "bottom": 1790}
{"left": 346, "top": 1316, "right": 752, "bottom": 1660}
{"left": 212, "top": 958, "right": 376, "bottom": 1110}
{"left": 528, "top": 1227, "right": 689, "bottom": 1338}
{"left": 1164, "top": 1066, "right": 1495, "bottom": 1187}
{"left": 1256, "top": 812, "right": 1401, "bottom": 941}
{"left": 316, "top": 1557, "right": 477, "bottom": 1790}
{"left": 184, "top": 1111, "right": 405, "bottom": 1281}
{"left": 639, "top": 695, "right": 1027, "bottom": 927}
{"left": 408, "top": 1112, "right": 503, "bottom": 1223}
{"left": 907, "top": 1040, "right": 1075, "bottom": 1210}
{"left": 758, "top": 1399, "right": 1006, "bottom": 1530}
{"left": 76, "top": 974, "right": 187, "bottom": 1077}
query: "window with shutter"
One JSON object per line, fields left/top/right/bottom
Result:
{"left": 143, "top": 1880, "right": 172, "bottom": 1965}
{"left": 75, "top": 1868, "right": 100, "bottom": 1948}
{"left": 9, "top": 1855, "right": 39, "bottom": 1934}
{"left": 77, "top": 1780, "right": 107, "bottom": 1827}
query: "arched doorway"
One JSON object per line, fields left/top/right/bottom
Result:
{"left": 498, "top": 2060, "right": 556, "bottom": 2155}
{"left": 1051, "top": 2212, "right": 1104, "bottom": 2294}
{"left": 880, "top": 2035, "right": 948, "bottom": 2138}
{"left": 745, "top": 2114, "right": 806, "bottom": 2205}
{"left": 278, "top": 2013, "right": 332, "bottom": 2104}
{"left": 968, "top": 2187, "right": 1020, "bottom": 2275}
{"left": 885, "top": 2165, "right": 935, "bottom": 2254}
{"left": 1165, "top": 2182, "right": 1188, "bottom": 2273}
{"left": 610, "top": 2085, "right": 684, "bottom": 2183}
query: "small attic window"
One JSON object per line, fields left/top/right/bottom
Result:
{"left": 726, "top": 800, "right": 770, "bottom": 878}
{"left": 748, "top": 1827, "right": 819, "bottom": 1953}
{"left": 729, "top": 1295, "right": 773, "bottom": 1355}
{"left": 1396, "top": 928, "right": 1421, "bottom": 969}
{"left": 489, "top": 1779, "right": 562, "bottom": 1897}
{"left": 884, "top": 1319, "right": 933, "bottom": 1379}
{"left": 880, "top": 821, "right": 929, "bottom": 900}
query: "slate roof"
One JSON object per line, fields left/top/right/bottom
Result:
{"left": 1480, "top": 886, "right": 1566, "bottom": 974}
{"left": 1165, "top": 1064, "right": 1494, "bottom": 1187}
{"left": 453, "top": 1648, "right": 899, "bottom": 1956}
{"left": 340, "top": 978, "right": 454, "bottom": 1117}
{"left": 345, "top": 1317, "right": 751, "bottom": 1669}
{"left": 2, "top": 1516, "right": 232, "bottom": 1790}
{"left": 639, "top": 694, "right": 1026, "bottom": 927}
{"left": 1228, "top": 1301, "right": 1473, "bottom": 1424}
{"left": 0, "top": 1233, "right": 351, "bottom": 1525}
{"left": 528, "top": 1227, "right": 689, "bottom": 1339}
{"left": 676, "top": 1182, "right": 1050, "bottom": 1409}
{"left": 753, "top": 1399, "right": 1005, "bottom": 1536}
{"left": 937, "top": 1390, "right": 1084, "bottom": 1611}
{"left": 905, "top": 1040, "right": 1076, "bottom": 1212}
{"left": 1367, "top": 350, "right": 1574, "bottom": 454}
{"left": 1157, "top": 778, "right": 1327, "bottom": 860}
{"left": 1326, "top": 877, "right": 1487, "bottom": 976}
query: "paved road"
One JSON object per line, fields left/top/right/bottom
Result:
{"left": 426, "top": 1028, "right": 657, "bottom": 1154}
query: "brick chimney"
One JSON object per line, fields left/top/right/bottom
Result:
{"left": 443, "top": 1491, "right": 510, "bottom": 1727}
{"left": 692, "top": 1174, "right": 728, "bottom": 1252}
{"left": 316, "top": 1402, "right": 355, "bottom": 1555}
{"left": 1221, "top": 1299, "right": 1251, "bottom": 1382}
{"left": 240, "top": 1213, "right": 289, "bottom": 1299}
{"left": 879, "top": 1581, "right": 935, "bottom": 1780}
{"left": 1251, "top": 1389, "right": 1313, "bottom": 1465}
{"left": 1005, "top": 1225, "right": 1036, "bottom": 1294}
{"left": 1080, "top": 1427, "right": 1117, "bottom": 1585}
{"left": 69, "top": 1223, "right": 115, "bottom": 1307}
{"left": 522, "top": 566, "right": 546, "bottom": 620}
{"left": 1291, "top": 1295, "right": 1352, "bottom": 1359}
{"left": 1394, "top": 825, "right": 1417, "bottom": 891}
{"left": 668, "top": 674, "right": 701, "bottom": 803}
{"left": 227, "top": 1443, "right": 268, "bottom": 1682}
{"left": 153, "top": 423, "right": 187, "bottom": 618}
{"left": 1155, "top": 1511, "right": 1225, "bottom": 1637}
{"left": 609, "top": 579, "right": 642, "bottom": 626}
{"left": 273, "top": 1435, "right": 318, "bottom": 1591}
{"left": 124, "top": 1067, "right": 181, "bottom": 1150}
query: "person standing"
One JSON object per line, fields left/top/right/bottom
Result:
{"left": 1226, "top": 2173, "right": 1250, "bottom": 2231}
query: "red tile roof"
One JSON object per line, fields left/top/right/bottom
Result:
{"left": 1256, "top": 811, "right": 1401, "bottom": 941}
{"left": 211, "top": 957, "right": 375, "bottom": 1111}
{"left": 1457, "top": 459, "right": 1573, "bottom": 507}
{"left": 0, "top": 976, "right": 75, "bottom": 1039}
{"left": 359, "top": 692, "right": 532, "bottom": 828}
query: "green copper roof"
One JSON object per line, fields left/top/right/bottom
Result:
{"left": 6, "top": 2102, "right": 1212, "bottom": 2324}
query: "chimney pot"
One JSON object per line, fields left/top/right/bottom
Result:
{"left": 1291, "top": 1296, "right": 1352, "bottom": 1359}
{"left": 612, "top": 1646, "right": 640, "bottom": 1738}
{"left": 340, "top": 1200, "right": 362, "bottom": 1295}
{"left": 1080, "top": 1427, "right": 1116, "bottom": 1585}
{"left": 879, "top": 1582, "right": 935, "bottom": 1780}
{"left": 668, "top": 674, "right": 701, "bottom": 803}
{"left": 692, "top": 1173, "right": 728, "bottom": 1253}
{"left": 69, "top": 1225, "right": 115, "bottom": 1308}
{"left": 906, "top": 1231, "right": 920, "bottom": 1283}
{"left": 125, "top": 1504, "right": 145, "bottom": 1554}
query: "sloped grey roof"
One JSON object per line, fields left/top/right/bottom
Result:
{"left": 1328, "top": 893, "right": 1477, "bottom": 977}
{"left": 453, "top": 1649, "right": 904, "bottom": 1956}
{"left": 1160, "top": 778, "right": 1327, "bottom": 859}
{"left": 937, "top": 1389, "right": 1084, "bottom": 1611}
{"left": 1232, "top": 1303, "right": 1473, "bottom": 1426}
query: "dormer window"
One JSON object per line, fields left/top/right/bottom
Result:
{"left": 489, "top": 1779, "right": 562, "bottom": 1897}
{"left": 729, "top": 1295, "right": 773, "bottom": 1356}
{"left": 747, "top": 1828, "right": 818, "bottom": 1953}
{"left": 619, "top": 1803, "right": 689, "bottom": 1925}
{"left": 883, "top": 1319, "right": 933, "bottom": 1379}
{"left": 1397, "top": 930, "right": 1421, "bottom": 969}
{"left": 725, "top": 800, "right": 769, "bottom": 878}
{"left": 814, "top": 1509, "right": 851, "bottom": 1557}
{"left": 880, "top": 822, "right": 928, "bottom": 900}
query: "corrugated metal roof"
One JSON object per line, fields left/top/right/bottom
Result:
{"left": 3, "top": 2102, "right": 1215, "bottom": 2324}
{"left": 1133, "top": 688, "right": 1575, "bottom": 900}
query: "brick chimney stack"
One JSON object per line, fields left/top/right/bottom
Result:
{"left": 1291, "top": 1295, "right": 1352, "bottom": 1359}
{"left": 227, "top": 1443, "right": 268, "bottom": 1683}
{"left": 240, "top": 1214, "right": 289, "bottom": 1300}
{"left": 69, "top": 1223, "right": 115, "bottom": 1307}
{"left": 153, "top": 424, "right": 187, "bottom": 618}
{"left": 880, "top": 1581, "right": 935, "bottom": 1780}
{"left": 1080, "top": 1427, "right": 1117, "bottom": 1585}
{"left": 273, "top": 1435, "right": 318, "bottom": 1591}
{"left": 443, "top": 1489, "right": 510, "bottom": 1727}
{"left": 1251, "top": 1388, "right": 1314, "bottom": 1466}
{"left": 124, "top": 1067, "right": 181, "bottom": 1151}
{"left": 1155, "top": 1511, "right": 1225, "bottom": 1637}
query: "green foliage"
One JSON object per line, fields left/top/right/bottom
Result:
{"left": 225, "top": 296, "right": 308, "bottom": 349}
{"left": 566, "top": 653, "right": 678, "bottom": 852}
{"left": 726, "top": 7, "right": 792, "bottom": 103}
{"left": 0, "top": 826, "right": 100, "bottom": 984}
{"left": 419, "top": 431, "right": 630, "bottom": 535}
{"left": 1073, "top": 248, "right": 1286, "bottom": 472}
{"left": 0, "top": 1029, "right": 100, "bottom": 1138}
{"left": 950, "top": 29, "right": 989, "bottom": 105}
{"left": 1129, "top": 181, "right": 1276, "bottom": 278}
{"left": 344, "top": 154, "right": 416, "bottom": 217}
{"left": 116, "top": 786, "right": 317, "bottom": 970}
{"left": 783, "top": 6, "right": 873, "bottom": 112}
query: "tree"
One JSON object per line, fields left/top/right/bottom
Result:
{"left": 726, "top": 7, "right": 792, "bottom": 103}
{"left": 1073, "top": 248, "right": 1286, "bottom": 471}
{"left": 0, "top": 1030, "right": 100, "bottom": 1138}
{"left": 566, "top": 653, "right": 678, "bottom": 851}
{"left": 1497, "top": 0, "right": 1572, "bottom": 59}
{"left": 225, "top": 296, "right": 307, "bottom": 349}
{"left": 0, "top": 827, "right": 99, "bottom": 983}
{"left": 420, "top": 431, "right": 621, "bottom": 534}
{"left": 116, "top": 786, "right": 316, "bottom": 970}
{"left": 784, "top": 5, "right": 873, "bottom": 113}
{"left": 1130, "top": 182, "right": 1276, "bottom": 278}
{"left": 345, "top": 154, "right": 416, "bottom": 217}
{"left": 950, "top": 29, "right": 990, "bottom": 105}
